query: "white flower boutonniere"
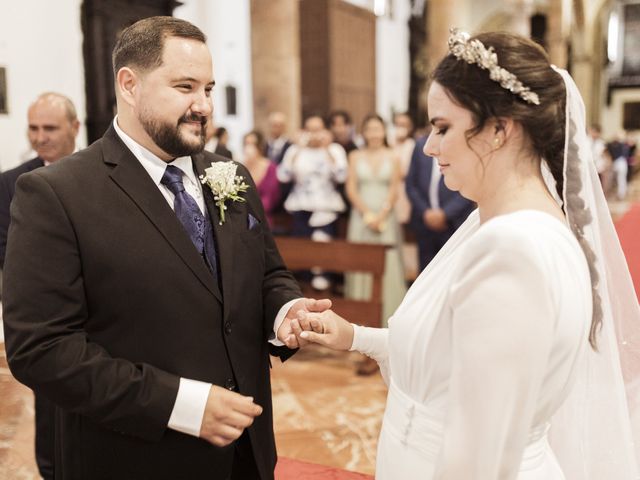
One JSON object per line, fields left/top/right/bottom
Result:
{"left": 200, "top": 161, "right": 250, "bottom": 225}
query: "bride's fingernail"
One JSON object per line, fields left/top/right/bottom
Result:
{"left": 300, "top": 332, "right": 309, "bottom": 339}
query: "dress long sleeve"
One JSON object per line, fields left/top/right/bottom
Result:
{"left": 434, "top": 226, "right": 557, "bottom": 479}
{"left": 350, "top": 325, "right": 391, "bottom": 384}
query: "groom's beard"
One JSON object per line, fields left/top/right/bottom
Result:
{"left": 140, "top": 111, "right": 207, "bottom": 158}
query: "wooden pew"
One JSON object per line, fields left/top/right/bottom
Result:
{"left": 274, "top": 236, "right": 387, "bottom": 328}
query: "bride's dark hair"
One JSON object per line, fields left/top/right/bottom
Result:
{"left": 432, "top": 31, "right": 602, "bottom": 348}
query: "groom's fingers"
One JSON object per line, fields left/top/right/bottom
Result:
{"left": 217, "top": 425, "right": 244, "bottom": 441}
{"left": 305, "top": 298, "right": 332, "bottom": 312}
{"left": 226, "top": 411, "right": 256, "bottom": 429}
{"left": 309, "top": 318, "right": 324, "bottom": 333}
{"left": 290, "top": 319, "right": 309, "bottom": 347}
{"left": 295, "top": 313, "right": 313, "bottom": 333}
{"left": 298, "top": 330, "right": 327, "bottom": 345}
{"left": 210, "top": 435, "right": 236, "bottom": 447}
{"left": 231, "top": 397, "right": 263, "bottom": 417}
{"left": 200, "top": 386, "right": 263, "bottom": 447}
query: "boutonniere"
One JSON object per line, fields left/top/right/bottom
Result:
{"left": 200, "top": 161, "right": 250, "bottom": 224}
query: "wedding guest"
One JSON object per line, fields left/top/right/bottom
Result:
{"left": 345, "top": 114, "right": 406, "bottom": 326}
{"left": 277, "top": 114, "right": 348, "bottom": 290}
{"left": 391, "top": 112, "right": 416, "bottom": 224}
{"left": 607, "top": 132, "right": 630, "bottom": 200}
{"left": 406, "top": 136, "right": 474, "bottom": 270}
{"left": 588, "top": 124, "right": 609, "bottom": 188}
{"left": 344, "top": 114, "right": 407, "bottom": 375}
{"left": 242, "top": 130, "right": 279, "bottom": 226}
{"left": 296, "top": 30, "right": 640, "bottom": 479}
{"left": 206, "top": 126, "right": 233, "bottom": 159}
{"left": 266, "top": 111, "right": 292, "bottom": 165}
{"left": 0, "top": 91, "right": 79, "bottom": 480}
{"left": 329, "top": 110, "right": 358, "bottom": 155}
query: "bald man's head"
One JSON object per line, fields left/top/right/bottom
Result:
{"left": 267, "top": 111, "right": 287, "bottom": 139}
{"left": 27, "top": 92, "right": 79, "bottom": 163}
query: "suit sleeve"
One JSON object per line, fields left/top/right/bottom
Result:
{"left": 236, "top": 163, "right": 303, "bottom": 360}
{"left": 2, "top": 171, "right": 179, "bottom": 442}
{"left": 434, "top": 228, "right": 555, "bottom": 479}
{"left": 405, "top": 143, "right": 429, "bottom": 217}
{"left": 0, "top": 173, "right": 13, "bottom": 268}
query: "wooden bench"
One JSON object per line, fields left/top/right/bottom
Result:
{"left": 274, "top": 236, "right": 387, "bottom": 328}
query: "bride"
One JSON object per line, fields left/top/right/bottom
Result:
{"left": 294, "top": 30, "right": 640, "bottom": 479}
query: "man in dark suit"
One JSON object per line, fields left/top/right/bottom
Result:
{"left": 406, "top": 136, "right": 475, "bottom": 271}
{"left": 0, "top": 92, "right": 79, "bottom": 266}
{"left": 266, "top": 111, "right": 292, "bottom": 165}
{"left": 3, "top": 17, "right": 325, "bottom": 480}
{"left": 0, "top": 91, "right": 79, "bottom": 480}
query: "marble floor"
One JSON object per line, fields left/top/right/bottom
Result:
{"left": 271, "top": 347, "right": 387, "bottom": 476}
{"left": 0, "top": 344, "right": 386, "bottom": 479}
{"left": 0, "top": 346, "right": 39, "bottom": 480}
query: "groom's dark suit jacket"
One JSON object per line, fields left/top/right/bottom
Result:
{"left": 2, "top": 126, "right": 302, "bottom": 480}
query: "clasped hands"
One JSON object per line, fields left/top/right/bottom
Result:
{"left": 199, "top": 298, "right": 352, "bottom": 447}
{"left": 277, "top": 297, "right": 354, "bottom": 351}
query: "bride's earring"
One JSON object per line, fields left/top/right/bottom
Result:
{"left": 493, "top": 137, "right": 502, "bottom": 150}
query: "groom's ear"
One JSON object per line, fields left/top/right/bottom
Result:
{"left": 116, "top": 67, "right": 140, "bottom": 108}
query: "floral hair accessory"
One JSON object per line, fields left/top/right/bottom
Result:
{"left": 448, "top": 28, "right": 541, "bottom": 106}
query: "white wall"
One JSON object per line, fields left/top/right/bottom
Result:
{"left": 174, "top": 0, "right": 254, "bottom": 159}
{"left": 0, "top": 0, "right": 86, "bottom": 171}
{"left": 375, "top": 0, "right": 411, "bottom": 121}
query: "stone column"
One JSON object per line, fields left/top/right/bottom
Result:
{"left": 507, "top": 0, "right": 534, "bottom": 37}
{"left": 426, "top": 0, "right": 470, "bottom": 74}
{"left": 250, "top": 0, "right": 301, "bottom": 135}
{"left": 547, "top": 0, "right": 568, "bottom": 68}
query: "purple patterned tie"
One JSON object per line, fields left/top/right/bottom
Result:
{"left": 161, "top": 165, "right": 218, "bottom": 277}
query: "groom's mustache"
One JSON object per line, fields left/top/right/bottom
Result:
{"left": 178, "top": 113, "right": 208, "bottom": 127}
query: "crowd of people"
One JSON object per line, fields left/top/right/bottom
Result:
{"left": 588, "top": 124, "right": 638, "bottom": 200}
{"left": 208, "top": 109, "right": 474, "bottom": 321}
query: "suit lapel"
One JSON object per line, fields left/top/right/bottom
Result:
{"left": 102, "top": 126, "right": 222, "bottom": 302}
{"left": 193, "top": 153, "right": 234, "bottom": 322}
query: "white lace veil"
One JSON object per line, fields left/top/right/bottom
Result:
{"left": 546, "top": 67, "right": 640, "bottom": 479}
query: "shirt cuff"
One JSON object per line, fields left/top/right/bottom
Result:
{"left": 269, "top": 298, "right": 302, "bottom": 347}
{"left": 167, "top": 378, "right": 211, "bottom": 437}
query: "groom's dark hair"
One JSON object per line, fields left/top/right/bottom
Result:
{"left": 112, "top": 16, "right": 206, "bottom": 76}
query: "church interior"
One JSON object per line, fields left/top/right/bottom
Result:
{"left": 1, "top": 0, "right": 639, "bottom": 478}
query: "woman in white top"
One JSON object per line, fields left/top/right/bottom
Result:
{"left": 295, "top": 30, "right": 640, "bottom": 479}
{"left": 277, "top": 114, "right": 348, "bottom": 290}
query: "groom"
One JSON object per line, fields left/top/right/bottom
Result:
{"left": 2, "top": 16, "right": 325, "bottom": 480}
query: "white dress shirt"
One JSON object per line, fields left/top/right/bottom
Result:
{"left": 113, "top": 117, "right": 297, "bottom": 437}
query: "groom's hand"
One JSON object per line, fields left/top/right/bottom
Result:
{"left": 199, "top": 385, "right": 263, "bottom": 447}
{"left": 277, "top": 298, "right": 332, "bottom": 349}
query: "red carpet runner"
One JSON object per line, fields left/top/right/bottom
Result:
{"left": 276, "top": 457, "right": 374, "bottom": 479}
{"left": 616, "top": 202, "right": 640, "bottom": 299}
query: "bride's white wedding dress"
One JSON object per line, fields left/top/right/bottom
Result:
{"left": 352, "top": 209, "right": 592, "bottom": 479}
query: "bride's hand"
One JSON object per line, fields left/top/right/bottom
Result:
{"left": 292, "top": 310, "right": 354, "bottom": 351}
